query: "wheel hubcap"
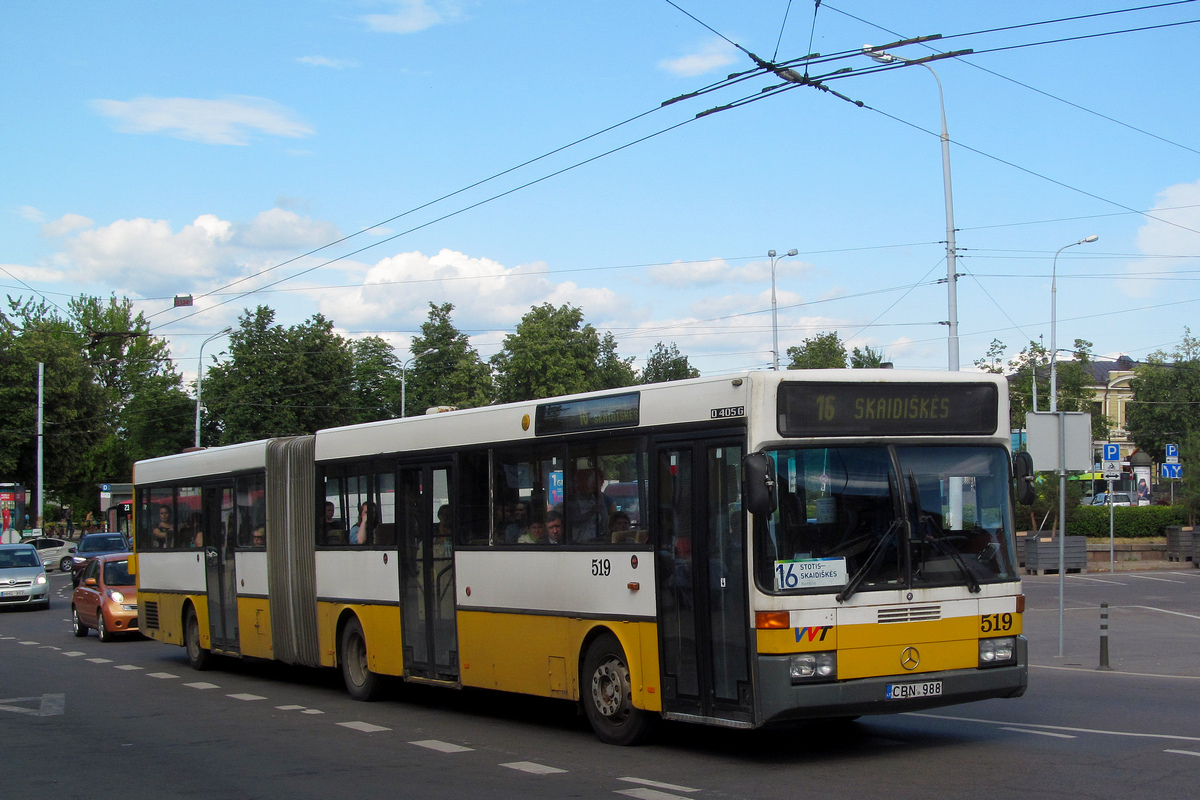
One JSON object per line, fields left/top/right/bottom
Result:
{"left": 591, "top": 656, "right": 631, "bottom": 721}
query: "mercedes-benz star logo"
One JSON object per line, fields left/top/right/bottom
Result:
{"left": 901, "top": 646, "right": 920, "bottom": 670}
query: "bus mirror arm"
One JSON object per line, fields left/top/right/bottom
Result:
{"left": 743, "top": 452, "right": 778, "bottom": 516}
{"left": 1012, "top": 452, "right": 1035, "bottom": 506}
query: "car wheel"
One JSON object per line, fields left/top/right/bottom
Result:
{"left": 60, "top": 556, "right": 73, "bottom": 573}
{"left": 97, "top": 611, "right": 112, "bottom": 642}
{"left": 72, "top": 606, "right": 88, "bottom": 637}
{"left": 582, "top": 633, "right": 653, "bottom": 746}
{"left": 340, "top": 617, "right": 381, "bottom": 701}
{"left": 185, "top": 606, "right": 212, "bottom": 670}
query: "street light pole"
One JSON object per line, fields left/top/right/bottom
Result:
{"left": 195, "top": 327, "right": 232, "bottom": 448}
{"left": 864, "top": 46, "right": 959, "bottom": 371}
{"left": 401, "top": 348, "right": 437, "bottom": 418}
{"left": 768, "top": 248, "right": 798, "bottom": 370}
{"left": 1049, "top": 234, "right": 1098, "bottom": 656}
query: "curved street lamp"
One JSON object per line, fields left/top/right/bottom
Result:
{"left": 401, "top": 347, "right": 438, "bottom": 418}
{"left": 195, "top": 327, "right": 233, "bottom": 448}
{"left": 769, "top": 248, "right": 798, "bottom": 370}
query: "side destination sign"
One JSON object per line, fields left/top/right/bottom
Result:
{"left": 778, "top": 382, "right": 999, "bottom": 437}
{"left": 535, "top": 392, "right": 640, "bottom": 436}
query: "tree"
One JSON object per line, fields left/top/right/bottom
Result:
{"left": 405, "top": 303, "right": 493, "bottom": 414}
{"left": 786, "top": 332, "right": 847, "bottom": 369}
{"left": 641, "top": 341, "right": 700, "bottom": 384}
{"left": 596, "top": 331, "right": 638, "bottom": 390}
{"left": 491, "top": 303, "right": 603, "bottom": 402}
{"left": 985, "top": 338, "right": 1109, "bottom": 440}
{"left": 1126, "top": 328, "right": 1200, "bottom": 461}
{"left": 202, "top": 306, "right": 356, "bottom": 444}
{"left": 850, "top": 344, "right": 886, "bottom": 369}
{"left": 349, "top": 336, "right": 404, "bottom": 423}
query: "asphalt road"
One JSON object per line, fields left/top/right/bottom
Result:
{"left": 2, "top": 568, "right": 1198, "bottom": 800}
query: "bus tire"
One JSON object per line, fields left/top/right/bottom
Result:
{"left": 340, "top": 617, "right": 381, "bottom": 701}
{"left": 582, "top": 633, "right": 652, "bottom": 746}
{"left": 185, "top": 605, "right": 212, "bottom": 671}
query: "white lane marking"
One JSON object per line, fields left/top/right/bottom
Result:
{"left": 1165, "top": 749, "right": 1200, "bottom": 757}
{"left": 1127, "top": 605, "right": 1200, "bottom": 621}
{"left": 114, "top": 664, "right": 143, "bottom": 671}
{"left": 409, "top": 739, "right": 474, "bottom": 753}
{"left": 0, "top": 636, "right": 15, "bottom": 640}
{"left": 1001, "top": 727, "right": 1077, "bottom": 739}
{"left": 501, "top": 761, "right": 567, "bottom": 775}
{"left": 276, "top": 705, "right": 306, "bottom": 711}
{"left": 147, "top": 672, "right": 179, "bottom": 679}
{"left": 908, "top": 712, "right": 1200, "bottom": 742}
{"left": 19, "top": 641, "right": 39, "bottom": 645}
{"left": 338, "top": 721, "right": 391, "bottom": 733}
{"left": 1127, "top": 575, "right": 1187, "bottom": 583}
{"left": 616, "top": 789, "right": 696, "bottom": 800}
{"left": 301, "top": 709, "right": 324, "bottom": 714}
{"left": 87, "top": 658, "right": 113, "bottom": 664}
{"left": 40, "top": 645, "right": 62, "bottom": 650}
{"left": 62, "top": 651, "right": 86, "bottom": 657}
{"left": 619, "top": 778, "right": 700, "bottom": 793}
{"left": 227, "top": 693, "right": 266, "bottom": 701}
{"left": 1068, "top": 576, "right": 1126, "bottom": 585}
{"left": 185, "top": 682, "right": 219, "bottom": 690}
{"left": 1031, "top": 665, "right": 1200, "bottom": 681}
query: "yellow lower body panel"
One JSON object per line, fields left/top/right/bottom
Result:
{"left": 456, "top": 611, "right": 661, "bottom": 713}
{"left": 317, "top": 602, "right": 404, "bottom": 675}
{"left": 237, "top": 597, "right": 273, "bottom": 659}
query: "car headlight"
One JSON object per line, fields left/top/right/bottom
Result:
{"left": 979, "top": 637, "right": 1017, "bottom": 667}
{"left": 789, "top": 651, "right": 837, "bottom": 683}
{"left": 107, "top": 589, "right": 126, "bottom": 603}
{"left": 35, "top": 574, "right": 47, "bottom": 585}
{"left": 72, "top": 556, "right": 86, "bottom": 564}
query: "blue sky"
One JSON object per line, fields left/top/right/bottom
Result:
{"left": 4, "top": 1, "right": 1199, "bottom": 383}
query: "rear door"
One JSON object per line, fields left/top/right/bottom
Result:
{"left": 202, "top": 484, "right": 240, "bottom": 654}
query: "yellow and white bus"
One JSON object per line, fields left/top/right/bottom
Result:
{"left": 131, "top": 369, "right": 1031, "bottom": 744}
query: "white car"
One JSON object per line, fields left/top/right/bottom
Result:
{"left": 1091, "top": 492, "right": 1134, "bottom": 507}
{"left": 21, "top": 536, "right": 75, "bottom": 571}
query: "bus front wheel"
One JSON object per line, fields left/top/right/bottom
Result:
{"left": 185, "top": 606, "right": 212, "bottom": 671}
{"left": 340, "top": 617, "right": 381, "bottom": 701}
{"left": 582, "top": 633, "right": 652, "bottom": 746}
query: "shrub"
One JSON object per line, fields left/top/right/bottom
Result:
{"left": 1066, "top": 505, "right": 1189, "bottom": 538}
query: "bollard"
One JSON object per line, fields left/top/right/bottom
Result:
{"left": 1097, "top": 602, "right": 1113, "bottom": 671}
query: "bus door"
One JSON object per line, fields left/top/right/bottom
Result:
{"left": 202, "top": 484, "right": 240, "bottom": 654}
{"left": 654, "top": 439, "right": 752, "bottom": 725}
{"left": 398, "top": 463, "right": 459, "bottom": 682}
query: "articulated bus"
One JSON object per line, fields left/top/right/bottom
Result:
{"left": 131, "top": 370, "right": 1031, "bottom": 744}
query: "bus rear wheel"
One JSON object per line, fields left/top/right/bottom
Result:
{"left": 340, "top": 617, "right": 381, "bottom": 701}
{"left": 582, "top": 633, "right": 652, "bottom": 746}
{"left": 185, "top": 606, "right": 212, "bottom": 671}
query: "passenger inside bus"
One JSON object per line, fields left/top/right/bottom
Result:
{"left": 152, "top": 504, "right": 173, "bottom": 548}
{"left": 518, "top": 519, "right": 548, "bottom": 544}
{"left": 545, "top": 511, "right": 563, "bottom": 544}
{"left": 350, "top": 501, "right": 375, "bottom": 545}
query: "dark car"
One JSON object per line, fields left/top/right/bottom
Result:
{"left": 68, "top": 532, "right": 130, "bottom": 586}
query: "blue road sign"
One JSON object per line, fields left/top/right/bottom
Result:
{"left": 1162, "top": 463, "right": 1183, "bottom": 479}
{"left": 1166, "top": 443, "right": 1179, "bottom": 459}
{"left": 1103, "top": 443, "right": 1120, "bottom": 462}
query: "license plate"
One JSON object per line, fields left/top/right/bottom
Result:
{"left": 0, "top": 589, "right": 23, "bottom": 597}
{"left": 886, "top": 680, "right": 942, "bottom": 700}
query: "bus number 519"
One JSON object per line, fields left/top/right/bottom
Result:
{"left": 591, "top": 558, "right": 611, "bottom": 577}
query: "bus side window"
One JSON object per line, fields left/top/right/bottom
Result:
{"left": 457, "top": 450, "right": 490, "bottom": 546}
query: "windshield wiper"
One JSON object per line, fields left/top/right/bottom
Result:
{"left": 907, "top": 471, "right": 980, "bottom": 594}
{"left": 836, "top": 519, "right": 900, "bottom": 604}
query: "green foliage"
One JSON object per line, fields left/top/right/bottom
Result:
{"left": 201, "top": 306, "right": 356, "bottom": 444}
{"left": 1126, "top": 329, "right": 1200, "bottom": 461}
{"left": 406, "top": 302, "right": 493, "bottom": 415}
{"left": 786, "top": 331, "right": 847, "bottom": 369}
{"left": 640, "top": 341, "right": 699, "bottom": 384}
{"left": 985, "top": 338, "right": 1110, "bottom": 439}
{"left": 491, "top": 303, "right": 620, "bottom": 402}
{"left": 1065, "top": 505, "right": 1189, "bottom": 538}
{"left": 850, "top": 344, "right": 886, "bottom": 369}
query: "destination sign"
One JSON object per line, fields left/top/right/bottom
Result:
{"left": 535, "top": 392, "right": 640, "bottom": 436}
{"left": 778, "top": 382, "right": 998, "bottom": 437}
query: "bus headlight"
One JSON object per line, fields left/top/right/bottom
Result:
{"left": 790, "top": 652, "right": 837, "bottom": 683}
{"left": 979, "top": 637, "right": 1016, "bottom": 667}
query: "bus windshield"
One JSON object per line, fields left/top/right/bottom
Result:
{"left": 756, "top": 445, "right": 1017, "bottom": 597}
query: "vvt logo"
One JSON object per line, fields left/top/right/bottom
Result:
{"left": 794, "top": 625, "right": 833, "bottom": 642}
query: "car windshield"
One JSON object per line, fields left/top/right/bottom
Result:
{"left": 79, "top": 535, "right": 126, "bottom": 552}
{"left": 0, "top": 549, "right": 41, "bottom": 568}
{"left": 755, "top": 445, "right": 1017, "bottom": 598}
{"left": 103, "top": 560, "right": 135, "bottom": 586}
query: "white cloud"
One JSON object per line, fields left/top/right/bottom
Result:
{"left": 658, "top": 39, "right": 738, "bottom": 77}
{"left": 361, "top": 0, "right": 459, "bottom": 33}
{"left": 63, "top": 215, "right": 235, "bottom": 292}
{"left": 297, "top": 55, "right": 360, "bottom": 69}
{"left": 90, "top": 96, "right": 314, "bottom": 146}
{"left": 42, "top": 213, "right": 94, "bottom": 237}
{"left": 1131, "top": 179, "right": 1200, "bottom": 297}
{"left": 237, "top": 208, "right": 341, "bottom": 250}
{"left": 648, "top": 255, "right": 812, "bottom": 289}
{"left": 0, "top": 262, "right": 65, "bottom": 284}
{"left": 18, "top": 206, "right": 45, "bottom": 223}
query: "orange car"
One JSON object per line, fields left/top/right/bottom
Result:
{"left": 71, "top": 553, "right": 140, "bottom": 641}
